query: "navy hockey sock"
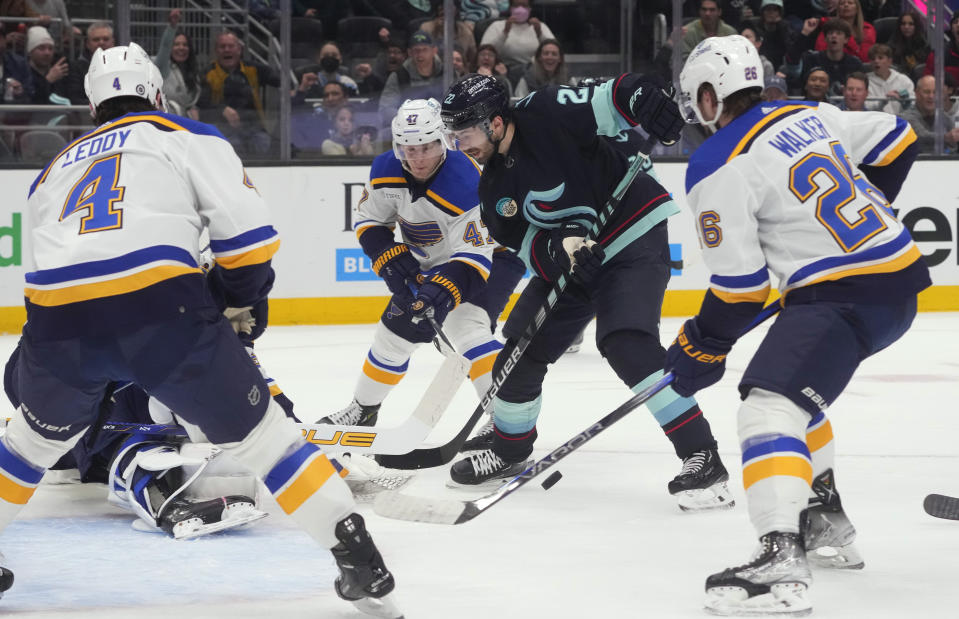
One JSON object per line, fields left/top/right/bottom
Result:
{"left": 662, "top": 405, "right": 718, "bottom": 459}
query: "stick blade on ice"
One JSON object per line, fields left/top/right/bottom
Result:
{"left": 373, "top": 491, "right": 466, "bottom": 525}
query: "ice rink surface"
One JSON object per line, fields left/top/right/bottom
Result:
{"left": 1, "top": 312, "right": 957, "bottom": 618}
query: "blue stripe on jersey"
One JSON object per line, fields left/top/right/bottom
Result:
{"left": 710, "top": 267, "right": 770, "bottom": 289}
{"left": 741, "top": 435, "right": 810, "bottom": 463}
{"left": 427, "top": 150, "right": 481, "bottom": 214}
{"left": 462, "top": 340, "right": 503, "bottom": 361}
{"left": 25, "top": 245, "right": 198, "bottom": 285}
{"left": 367, "top": 351, "right": 409, "bottom": 374}
{"left": 0, "top": 438, "right": 45, "bottom": 484}
{"left": 863, "top": 116, "right": 908, "bottom": 165}
{"left": 264, "top": 442, "right": 319, "bottom": 494}
{"left": 210, "top": 226, "right": 278, "bottom": 253}
{"left": 450, "top": 252, "right": 493, "bottom": 271}
{"left": 138, "top": 111, "right": 226, "bottom": 139}
{"left": 785, "top": 228, "right": 912, "bottom": 287}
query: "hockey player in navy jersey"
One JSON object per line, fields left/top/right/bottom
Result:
{"left": 667, "top": 35, "right": 930, "bottom": 615}
{"left": 438, "top": 73, "right": 735, "bottom": 511}
{"left": 322, "top": 98, "right": 525, "bottom": 430}
{"left": 0, "top": 43, "right": 401, "bottom": 617}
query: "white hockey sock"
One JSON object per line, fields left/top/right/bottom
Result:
{"left": 444, "top": 302, "right": 503, "bottom": 399}
{"left": 738, "top": 388, "right": 813, "bottom": 536}
{"left": 221, "top": 401, "right": 355, "bottom": 548}
{"left": 805, "top": 410, "right": 835, "bottom": 495}
{"left": 354, "top": 322, "right": 417, "bottom": 407}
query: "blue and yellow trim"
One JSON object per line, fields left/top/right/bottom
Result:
{"left": 362, "top": 352, "right": 409, "bottom": 386}
{"left": 741, "top": 434, "right": 813, "bottom": 490}
{"left": 211, "top": 225, "right": 280, "bottom": 269}
{"left": 463, "top": 341, "right": 503, "bottom": 381}
{"left": 264, "top": 442, "right": 337, "bottom": 515}
{"left": 0, "top": 438, "right": 45, "bottom": 505}
{"left": 863, "top": 117, "right": 917, "bottom": 167}
{"left": 805, "top": 411, "right": 833, "bottom": 453}
{"left": 708, "top": 267, "right": 772, "bottom": 304}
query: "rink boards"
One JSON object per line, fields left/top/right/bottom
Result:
{"left": 0, "top": 160, "right": 956, "bottom": 332}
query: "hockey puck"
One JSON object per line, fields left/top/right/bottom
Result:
{"left": 541, "top": 471, "right": 563, "bottom": 490}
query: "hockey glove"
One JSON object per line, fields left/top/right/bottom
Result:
{"left": 531, "top": 223, "right": 605, "bottom": 287}
{"left": 372, "top": 243, "right": 421, "bottom": 296}
{"left": 410, "top": 278, "right": 458, "bottom": 332}
{"left": 665, "top": 318, "right": 734, "bottom": 397}
{"left": 629, "top": 76, "right": 684, "bottom": 146}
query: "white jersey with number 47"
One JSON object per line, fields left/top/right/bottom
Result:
{"left": 684, "top": 100, "right": 920, "bottom": 304}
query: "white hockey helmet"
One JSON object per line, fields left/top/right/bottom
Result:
{"left": 391, "top": 98, "right": 452, "bottom": 175}
{"left": 84, "top": 42, "right": 166, "bottom": 118}
{"left": 679, "top": 35, "right": 763, "bottom": 128}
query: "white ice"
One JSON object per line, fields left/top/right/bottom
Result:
{"left": 1, "top": 313, "right": 957, "bottom": 618}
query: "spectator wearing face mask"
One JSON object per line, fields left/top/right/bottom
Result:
{"left": 480, "top": 0, "right": 555, "bottom": 82}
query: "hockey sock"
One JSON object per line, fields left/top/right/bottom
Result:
{"left": 602, "top": 331, "right": 717, "bottom": 458}
{"left": 805, "top": 410, "right": 836, "bottom": 498}
{"left": 354, "top": 323, "right": 416, "bottom": 407}
{"left": 443, "top": 302, "right": 504, "bottom": 398}
{"left": 0, "top": 435, "right": 45, "bottom": 531}
{"left": 738, "top": 388, "right": 812, "bottom": 536}
{"left": 491, "top": 395, "right": 541, "bottom": 463}
{"left": 463, "top": 340, "right": 502, "bottom": 397}
{"left": 222, "top": 401, "right": 356, "bottom": 548}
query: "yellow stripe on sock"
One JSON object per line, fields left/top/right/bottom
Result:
{"left": 805, "top": 419, "right": 834, "bottom": 453}
{"left": 469, "top": 355, "right": 496, "bottom": 380}
{"left": 362, "top": 359, "right": 405, "bottom": 385}
{"left": 275, "top": 454, "right": 337, "bottom": 514}
{"left": 0, "top": 472, "right": 37, "bottom": 505}
{"left": 742, "top": 456, "right": 813, "bottom": 490}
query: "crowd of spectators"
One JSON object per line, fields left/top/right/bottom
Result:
{"left": 1, "top": 0, "right": 958, "bottom": 161}
{"left": 655, "top": 0, "right": 959, "bottom": 155}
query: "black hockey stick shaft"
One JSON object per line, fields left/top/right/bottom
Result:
{"left": 376, "top": 140, "right": 654, "bottom": 470}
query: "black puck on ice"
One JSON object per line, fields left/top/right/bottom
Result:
{"left": 541, "top": 471, "right": 563, "bottom": 490}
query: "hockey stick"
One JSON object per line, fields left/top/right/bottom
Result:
{"left": 923, "top": 494, "right": 959, "bottom": 520}
{"left": 101, "top": 350, "right": 470, "bottom": 455}
{"left": 373, "top": 301, "right": 782, "bottom": 524}
{"left": 374, "top": 142, "right": 655, "bottom": 471}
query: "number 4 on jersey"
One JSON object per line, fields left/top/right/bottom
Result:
{"left": 60, "top": 154, "right": 126, "bottom": 234}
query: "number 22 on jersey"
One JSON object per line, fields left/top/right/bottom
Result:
{"left": 60, "top": 154, "right": 126, "bottom": 234}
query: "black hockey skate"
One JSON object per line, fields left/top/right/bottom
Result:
{"left": 157, "top": 495, "right": 267, "bottom": 540}
{"left": 704, "top": 532, "right": 813, "bottom": 616}
{"left": 448, "top": 449, "right": 530, "bottom": 487}
{"left": 0, "top": 551, "right": 13, "bottom": 599}
{"left": 668, "top": 449, "right": 735, "bottom": 511}
{"left": 802, "top": 469, "right": 863, "bottom": 569}
{"left": 459, "top": 415, "right": 494, "bottom": 453}
{"left": 331, "top": 513, "right": 403, "bottom": 619}
{"left": 319, "top": 400, "right": 380, "bottom": 426}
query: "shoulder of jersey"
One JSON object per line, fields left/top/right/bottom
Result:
{"left": 685, "top": 100, "right": 820, "bottom": 194}
{"left": 369, "top": 149, "right": 406, "bottom": 187}
{"left": 29, "top": 111, "right": 228, "bottom": 198}
{"left": 424, "top": 150, "right": 482, "bottom": 217}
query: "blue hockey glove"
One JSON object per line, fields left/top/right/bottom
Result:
{"left": 664, "top": 318, "right": 734, "bottom": 398}
{"left": 248, "top": 298, "right": 268, "bottom": 341}
{"left": 372, "top": 243, "right": 420, "bottom": 296}
{"left": 629, "top": 76, "right": 684, "bottom": 146}
{"left": 409, "top": 279, "right": 457, "bottom": 332}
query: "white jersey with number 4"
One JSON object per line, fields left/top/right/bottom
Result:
{"left": 684, "top": 100, "right": 921, "bottom": 304}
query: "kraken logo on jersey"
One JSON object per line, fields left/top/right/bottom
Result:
{"left": 398, "top": 216, "right": 443, "bottom": 248}
{"left": 496, "top": 197, "right": 518, "bottom": 217}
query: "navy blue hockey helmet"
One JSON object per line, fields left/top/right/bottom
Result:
{"left": 440, "top": 73, "right": 509, "bottom": 132}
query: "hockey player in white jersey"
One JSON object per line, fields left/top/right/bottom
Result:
{"left": 0, "top": 43, "right": 401, "bottom": 617}
{"left": 666, "top": 36, "right": 930, "bottom": 615}
{"left": 321, "top": 98, "right": 515, "bottom": 430}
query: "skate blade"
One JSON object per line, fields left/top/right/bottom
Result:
{"left": 445, "top": 476, "right": 510, "bottom": 491}
{"left": 705, "top": 582, "right": 812, "bottom": 616}
{"left": 351, "top": 592, "right": 404, "bottom": 619}
{"left": 807, "top": 544, "right": 864, "bottom": 570}
{"left": 173, "top": 507, "right": 268, "bottom": 540}
{"left": 678, "top": 481, "right": 736, "bottom": 512}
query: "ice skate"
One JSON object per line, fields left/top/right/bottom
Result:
{"left": 0, "top": 551, "right": 13, "bottom": 600}
{"left": 459, "top": 415, "right": 494, "bottom": 453}
{"left": 668, "top": 449, "right": 735, "bottom": 511}
{"left": 802, "top": 469, "right": 863, "bottom": 570}
{"left": 704, "top": 532, "right": 813, "bottom": 616}
{"left": 319, "top": 400, "right": 380, "bottom": 426}
{"left": 565, "top": 331, "right": 585, "bottom": 354}
{"left": 331, "top": 513, "right": 403, "bottom": 619}
{"left": 157, "top": 495, "right": 268, "bottom": 540}
{"left": 448, "top": 449, "right": 531, "bottom": 487}
{"left": 336, "top": 453, "right": 415, "bottom": 502}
